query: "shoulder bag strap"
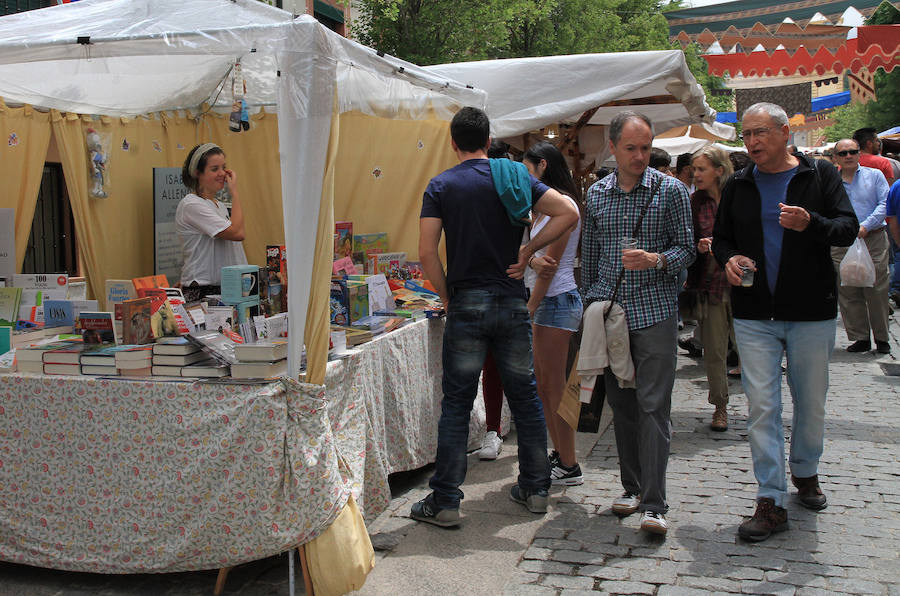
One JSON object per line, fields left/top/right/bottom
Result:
{"left": 608, "top": 177, "right": 663, "bottom": 306}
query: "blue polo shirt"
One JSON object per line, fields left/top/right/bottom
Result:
{"left": 420, "top": 159, "right": 549, "bottom": 298}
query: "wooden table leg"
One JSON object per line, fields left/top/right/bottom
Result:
{"left": 213, "top": 566, "right": 231, "bottom": 596}
{"left": 298, "top": 544, "right": 314, "bottom": 595}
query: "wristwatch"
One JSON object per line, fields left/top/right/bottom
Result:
{"left": 655, "top": 253, "right": 665, "bottom": 270}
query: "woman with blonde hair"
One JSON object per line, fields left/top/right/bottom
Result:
{"left": 685, "top": 145, "right": 734, "bottom": 431}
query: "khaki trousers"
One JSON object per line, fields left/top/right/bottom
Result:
{"left": 831, "top": 229, "right": 891, "bottom": 343}
{"left": 696, "top": 292, "right": 732, "bottom": 407}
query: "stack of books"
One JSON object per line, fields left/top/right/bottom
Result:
{"left": 151, "top": 337, "right": 229, "bottom": 378}
{"left": 16, "top": 340, "right": 82, "bottom": 374}
{"left": 113, "top": 345, "right": 153, "bottom": 376}
{"left": 231, "top": 341, "right": 288, "bottom": 379}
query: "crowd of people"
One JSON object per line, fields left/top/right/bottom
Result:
{"left": 410, "top": 103, "right": 896, "bottom": 545}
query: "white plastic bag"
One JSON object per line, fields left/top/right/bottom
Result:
{"left": 839, "top": 238, "right": 876, "bottom": 287}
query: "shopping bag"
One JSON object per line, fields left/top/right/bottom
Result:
{"left": 839, "top": 238, "right": 876, "bottom": 287}
{"left": 558, "top": 350, "right": 582, "bottom": 430}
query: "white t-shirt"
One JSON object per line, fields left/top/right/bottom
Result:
{"left": 525, "top": 194, "right": 581, "bottom": 297}
{"left": 175, "top": 193, "right": 247, "bottom": 286}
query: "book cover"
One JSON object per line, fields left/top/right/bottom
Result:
{"left": 152, "top": 351, "right": 209, "bottom": 366}
{"left": 330, "top": 278, "right": 349, "bottom": 326}
{"left": 180, "top": 360, "right": 230, "bottom": 378}
{"left": 234, "top": 341, "right": 288, "bottom": 362}
{"left": 121, "top": 297, "right": 154, "bottom": 345}
{"left": 266, "top": 245, "right": 287, "bottom": 284}
{"left": 374, "top": 252, "right": 408, "bottom": 278}
{"left": 347, "top": 280, "right": 368, "bottom": 324}
{"left": 334, "top": 221, "right": 353, "bottom": 261}
{"left": 0, "top": 287, "right": 22, "bottom": 326}
{"left": 186, "top": 330, "right": 240, "bottom": 365}
{"left": 204, "top": 306, "right": 235, "bottom": 334}
{"left": 79, "top": 312, "right": 116, "bottom": 345}
{"left": 353, "top": 233, "right": 388, "bottom": 256}
{"left": 152, "top": 337, "right": 200, "bottom": 355}
{"left": 43, "top": 363, "right": 82, "bottom": 375}
{"left": 230, "top": 358, "right": 287, "bottom": 379}
{"left": 81, "top": 364, "right": 119, "bottom": 376}
{"left": 43, "top": 343, "right": 93, "bottom": 364}
{"left": 104, "top": 279, "right": 136, "bottom": 311}
{"left": 131, "top": 274, "right": 169, "bottom": 292}
{"left": 0, "top": 326, "right": 10, "bottom": 355}
{"left": 43, "top": 299, "right": 75, "bottom": 328}
{"left": 266, "top": 283, "right": 283, "bottom": 316}
{"left": 13, "top": 274, "right": 69, "bottom": 292}
{"left": 67, "top": 277, "right": 87, "bottom": 300}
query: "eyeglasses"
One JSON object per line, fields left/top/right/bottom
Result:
{"left": 836, "top": 149, "right": 860, "bottom": 157}
{"left": 739, "top": 127, "right": 773, "bottom": 141}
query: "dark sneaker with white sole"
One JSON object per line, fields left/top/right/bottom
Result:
{"left": 550, "top": 462, "right": 584, "bottom": 486}
{"left": 410, "top": 493, "right": 461, "bottom": 527}
{"left": 509, "top": 485, "right": 549, "bottom": 514}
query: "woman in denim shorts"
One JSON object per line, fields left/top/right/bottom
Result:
{"left": 523, "top": 142, "right": 584, "bottom": 486}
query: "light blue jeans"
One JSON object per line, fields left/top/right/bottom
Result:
{"left": 732, "top": 318, "right": 836, "bottom": 508}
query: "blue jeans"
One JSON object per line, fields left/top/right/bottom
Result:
{"left": 733, "top": 318, "right": 836, "bottom": 508}
{"left": 533, "top": 288, "right": 583, "bottom": 331}
{"left": 429, "top": 289, "right": 550, "bottom": 509}
{"left": 890, "top": 234, "right": 900, "bottom": 294}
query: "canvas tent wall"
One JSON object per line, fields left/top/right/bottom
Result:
{"left": 0, "top": 0, "right": 484, "bottom": 382}
{"left": 425, "top": 51, "right": 722, "bottom": 172}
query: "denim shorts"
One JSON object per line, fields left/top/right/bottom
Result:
{"left": 533, "top": 288, "right": 583, "bottom": 331}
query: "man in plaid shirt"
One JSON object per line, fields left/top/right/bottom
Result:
{"left": 581, "top": 111, "right": 694, "bottom": 535}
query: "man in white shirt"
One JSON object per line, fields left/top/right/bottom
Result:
{"left": 831, "top": 138, "right": 892, "bottom": 354}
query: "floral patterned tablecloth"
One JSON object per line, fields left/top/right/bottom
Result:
{"left": 325, "top": 318, "right": 497, "bottom": 522}
{"left": 0, "top": 318, "right": 498, "bottom": 572}
{"left": 0, "top": 375, "right": 350, "bottom": 573}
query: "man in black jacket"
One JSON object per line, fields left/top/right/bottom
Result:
{"left": 712, "top": 102, "right": 858, "bottom": 542}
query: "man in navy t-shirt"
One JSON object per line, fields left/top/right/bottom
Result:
{"left": 410, "top": 107, "right": 579, "bottom": 527}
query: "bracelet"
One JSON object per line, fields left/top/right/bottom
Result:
{"left": 528, "top": 255, "right": 535, "bottom": 268}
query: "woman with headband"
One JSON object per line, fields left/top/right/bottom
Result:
{"left": 175, "top": 143, "right": 248, "bottom": 302}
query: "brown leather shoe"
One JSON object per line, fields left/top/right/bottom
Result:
{"left": 710, "top": 405, "right": 728, "bottom": 431}
{"left": 738, "top": 498, "right": 788, "bottom": 542}
{"left": 792, "top": 474, "right": 827, "bottom": 510}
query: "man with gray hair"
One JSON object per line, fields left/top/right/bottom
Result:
{"left": 581, "top": 111, "right": 694, "bottom": 535}
{"left": 713, "top": 102, "right": 857, "bottom": 542}
{"left": 831, "top": 138, "right": 891, "bottom": 354}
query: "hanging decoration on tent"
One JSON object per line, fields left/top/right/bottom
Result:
{"left": 85, "top": 128, "right": 109, "bottom": 198}
{"left": 7, "top": 133, "right": 18, "bottom": 147}
{"left": 229, "top": 61, "right": 250, "bottom": 133}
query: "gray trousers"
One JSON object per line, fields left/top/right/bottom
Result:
{"left": 831, "top": 229, "right": 891, "bottom": 343}
{"left": 604, "top": 313, "right": 677, "bottom": 514}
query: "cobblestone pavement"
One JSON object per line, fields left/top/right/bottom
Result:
{"left": 497, "top": 317, "right": 900, "bottom": 596}
{"left": 1, "top": 315, "right": 898, "bottom": 595}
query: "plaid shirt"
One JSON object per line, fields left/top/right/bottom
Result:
{"left": 687, "top": 189, "right": 729, "bottom": 302}
{"left": 581, "top": 168, "right": 695, "bottom": 330}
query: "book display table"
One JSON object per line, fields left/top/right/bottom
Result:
{"left": 0, "top": 318, "right": 491, "bottom": 573}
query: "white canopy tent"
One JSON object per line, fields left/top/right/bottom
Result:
{"left": 0, "top": 0, "right": 484, "bottom": 379}
{"left": 426, "top": 51, "right": 722, "bottom": 167}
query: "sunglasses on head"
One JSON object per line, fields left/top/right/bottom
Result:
{"left": 836, "top": 149, "right": 860, "bottom": 156}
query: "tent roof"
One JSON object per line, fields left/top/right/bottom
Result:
{"left": 424, "top": 51, "right": 717, "bottom": 140}
{"left": 0, "top": 0, "right": 483, "bottom": 117}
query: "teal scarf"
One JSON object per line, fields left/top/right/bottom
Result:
{"left": 489, "top": 158, "right": 532, "bottom": 227}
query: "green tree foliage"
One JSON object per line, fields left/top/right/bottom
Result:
{"left": 825, "top": 102, "right": 870, "bottom": 142}
{"left": 352, "top": 0, "right": 671, "bottom": 66}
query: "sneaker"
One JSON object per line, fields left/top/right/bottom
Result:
{"left": 548, "top": 450, "right": 560, "bottom": 467}
{"left": 710, "top": 405, "right": 728, "bottom": 432}
{"left": 738, "top": 497, "right": 788, "bottom": 542}
{"left": 876, "top": 340, "right": 891, "bottom": 355}
{"left": 478, "top": 431, "right": 503, "bottom": 460}
{"left": 509, "top": 485, "right": 549, "bottom": 514}
{"left": 677, "top": 337, "right": 703, "bottom": 358}
{"left": 640, "top": 511, "right": 669, "bottom": 535}
{"left": 791, "top": 474, "right": 827, "bottom": 510}
{"left": 550, "top": 462, "right": 584, "bottom": 486}
{"left": 410, "top": 493, "right": 461, "bottom": 528}
{"left": 611, "top": 492, "right": 641, "bottom": 517}
{"left": 847, "top": 339, "right": 872, "bottom": 353}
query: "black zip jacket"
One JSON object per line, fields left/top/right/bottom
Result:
{"left": 712, "top": 154, "right": 858, "bottom": 321}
